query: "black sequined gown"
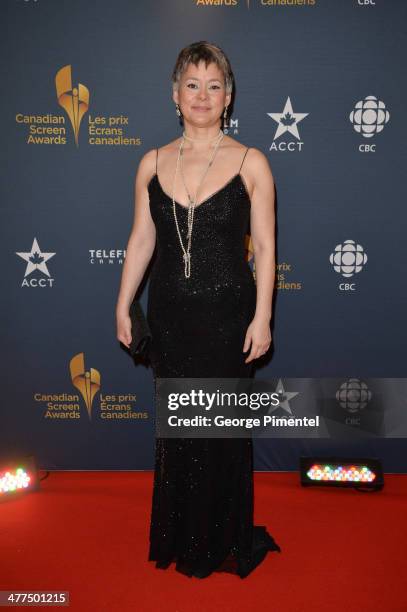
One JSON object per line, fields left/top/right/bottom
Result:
{"left": 146, "top": 146, "right": 281, "bottom": 579}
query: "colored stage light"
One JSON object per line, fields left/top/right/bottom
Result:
{"left": 300, "top": 456, "right": 384, "bottom": 491}
{"left": 0, "top": 455, "right": 40, "bottom": 498}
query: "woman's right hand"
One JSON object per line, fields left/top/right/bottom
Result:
{"left": 116, "top": 311, "right": 132, "bottom": 349}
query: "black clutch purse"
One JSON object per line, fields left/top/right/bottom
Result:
{"left": 129, "top": 298, "right": 152, "bottom": 359}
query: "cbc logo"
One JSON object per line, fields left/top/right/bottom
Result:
{"left": 329, "top": 240, "right": 368, "bottom": 290}
{"left": 349, "top": 95, "right": 390, "bottom": 152}
{"left": 336, "top": 378, "right": 372, "bottom": 426}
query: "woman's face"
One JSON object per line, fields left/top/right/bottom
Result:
{"left": 173, "top": 60, "right": 231, "bottom": 128}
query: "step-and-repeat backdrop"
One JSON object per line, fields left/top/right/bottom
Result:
{"left": 1, "top": 0, "right": 406, "bottom": 471}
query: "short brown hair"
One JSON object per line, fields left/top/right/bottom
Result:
{"left": 171, "top": 41, "right": 234, "bottom": 95}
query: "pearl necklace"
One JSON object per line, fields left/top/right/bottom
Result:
{"left": 172, "top": 130, "right": 224, "bottom": 278}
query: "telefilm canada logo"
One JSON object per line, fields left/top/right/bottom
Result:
{"left": 89, "top": 248, "right": 126, "bottom": 265}
{"left": 15, "top": 65, "right": 141, "bottom": 147}
{"left": 223, "top": 115, "right": 239, "bottom": 135}
{"left": 267, "top": 96, "right": 309, "bottom": 152}
{"left": 329, "top": 240, "right": 368, "bottom": 290}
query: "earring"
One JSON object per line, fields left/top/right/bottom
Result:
{"left": 223, "top": 106, "right": 228, "bottom": 130}
{"left": 175, "top": 103, "right": 181, "bottom": 117}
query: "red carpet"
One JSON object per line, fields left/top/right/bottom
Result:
{"left": 1, "top": 471, "right": 406, "bottom": 612}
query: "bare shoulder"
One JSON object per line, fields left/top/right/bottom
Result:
{"left": 229, "top": 145, "right": 274, "bottom": 201}
{"left": 138, "top": 147, "right": 157, "bottom": 172}
{"left": 223, "top": 138, "right": 274, "bottom": 178}
{"left": 246, "top": 147, "right": 274, "bottom": 181}
{"left": 135, "top": 148, "right": 158, "bottom": 187}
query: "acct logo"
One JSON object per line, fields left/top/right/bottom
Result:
{"left": 349, "top": 95, "right": 390, "bottom": 152}
{"left": 267, "top": 97, "right": 309, "bottom": 152}
{"left": 267, "top": 379, "right": 300, "bottom": 416}
{"left": 16, "top": 237, "right": 56, "bottom": 288}
{"left": 15, "top": 65, "right": 141, "bottom": 147}
{"left": 34, "top": 352, "right": 149, "bottom": 421}
{"left": 329, "top": 239, "right": 368, "bottom": 290}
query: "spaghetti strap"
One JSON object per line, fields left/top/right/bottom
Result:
{"left": 156, "top": 148, "right": 158, "bottom": 174}
{"left": 239, "top": 147, "right": 250, "bottom": 173}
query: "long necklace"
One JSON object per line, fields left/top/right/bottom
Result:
{"left": 172, "top": 130, "right": 224, "bottom": 278}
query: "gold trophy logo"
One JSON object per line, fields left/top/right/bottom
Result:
{"left": 55, "top": 65, "right": 90, "bottom": 146}
{"left": 245, "top": 234, "right": 254, "bottom": 262}
{"left": 245, "top": 234, "right": 256, "bottom": 281}
{"left": 70, "top": 352, "right": 100, "bottom": 420}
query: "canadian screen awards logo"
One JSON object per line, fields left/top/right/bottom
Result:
{"left": 55, "top": 65, "right": 90, "bottom": 147}
{"left": 16, "top": 65, "right": 141, "bottom": 147}
{"left": 34, "top": 352, "right": 148, "bottom": 421}
{"left": 70, "top": 353, "right": 100, "bottom": 420}
{"left": 329, "top": 239, "right": 368, "bottom": 291}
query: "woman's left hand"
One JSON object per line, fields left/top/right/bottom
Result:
{"left": 242, "top": 316, "right": 272, "bottom": 363}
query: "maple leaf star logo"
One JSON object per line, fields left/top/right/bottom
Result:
{"left": 267, "top": 378, "right": 300, "bottom": 416}
{"left": 16, "top": 238, "right": 56, "bottom": 277}
{"left": 267, "top": 97, "right": 309, "bottom": 140}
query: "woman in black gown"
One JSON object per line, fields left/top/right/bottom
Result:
{"left": 116, "top": 41, "right": 279, "bottom": 578}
